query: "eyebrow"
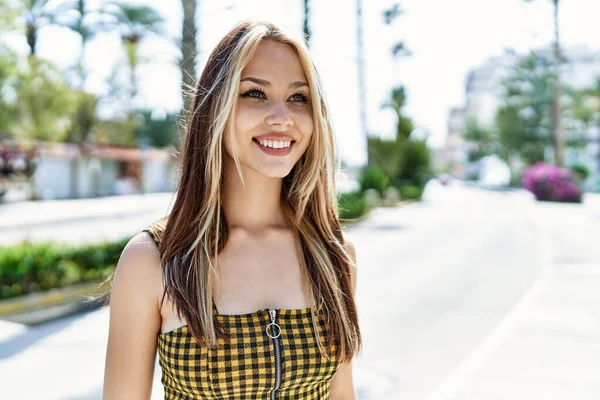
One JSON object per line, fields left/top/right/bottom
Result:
{"left": 241, "top": 76, "right": 308, "bottom": 89}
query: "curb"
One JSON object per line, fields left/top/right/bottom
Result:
{"left": 0, "top": 280, "right": 110, "bottom": 325}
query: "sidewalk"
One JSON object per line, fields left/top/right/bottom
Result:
{"left": 425, "top": 200, "right": 600, "bottom": 400}
{"left": 0, "top": 192, "right": 175, "bottom": 230}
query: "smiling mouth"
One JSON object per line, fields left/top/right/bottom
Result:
{"left": 252, "top": 138, "right": 296, "bottom": 156}
{"left": 252, "top": 137, "right": 296, "bottom": 149}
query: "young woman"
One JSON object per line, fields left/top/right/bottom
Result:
{"left": 103, "top": 19, "right": 361, "bottom": 399}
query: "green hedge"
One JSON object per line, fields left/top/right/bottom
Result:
{"left": 398, "top": 185, "right": 424, "bottom": 201}
{"left": 338, "top": 191, "right": 367, "bottom": 221}
{"left": 0, "top": 238, "right": 128, "bottom": 300}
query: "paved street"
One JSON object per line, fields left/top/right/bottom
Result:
{"left": 0, "top": 192, "right": 174, "bottom": 246}
{"left": 0, "top": 183, "right": 598, "bottom": 399}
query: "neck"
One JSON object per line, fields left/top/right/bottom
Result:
{"left": 222, "top": 161, "right": 289, "bottom": 231}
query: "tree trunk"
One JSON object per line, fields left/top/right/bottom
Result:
{"left": 125, "top": 40, "right": 139, "bottom": 146}
{"left": 356, "top": 0, "right": 368, "bottom": 162}
{"left": 303, "top": 0, "right": 310, "bottom": 48}
{"left": 26, "top": 24, "right": 37, "bottom": 55}
{"left": 181, "top": 0, "right": 197, "bottom": 111}
{"left": 76, "top": 0, "right": 87, "bottom": 90}
{"left": 553, "top": 0, "right": 564, "bottom": 166}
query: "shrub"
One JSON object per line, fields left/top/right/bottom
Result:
{"left": 359, "top": 165, "right": 390, "bottom": 196}
{"left": 522, "top": 162, "right": 582, "bottom": 203}
{"left": 398, "top": 185, "right": 424, "bottom": 201}
{"left": 338, "top": 191, "right": 367, "bottom": 221}
{"left": 569, "top": 164, "right": 590, "bottom": 181}
{"left": 398, "top": 139, "right": 432, "bottom": 186}
{"left": 0, "top": 238, "right": 125, "bottom": 300}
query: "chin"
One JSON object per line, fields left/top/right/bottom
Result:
{"left": 248, "top": 161, "right": 296, "bottom": 179}
{"left": 259, "top": 166, "right": 295, "bottom": 179}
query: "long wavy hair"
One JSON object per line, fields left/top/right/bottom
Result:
{"left": 133, "top": 20, "right": 360, "bottom": 362}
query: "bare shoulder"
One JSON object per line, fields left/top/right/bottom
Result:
{"left": 112, "top": 232, "right": 163, "bottom": 304}
{"left": 103, "top": 232, "right": 162, "bottom": 399}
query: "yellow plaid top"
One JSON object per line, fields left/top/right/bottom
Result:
{"left": 157, "top": 305, "right": 340, "bottom": 399}
{"left": 143, "top": 228, "right": 341, "bottom": 399}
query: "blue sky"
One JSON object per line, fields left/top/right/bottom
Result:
{"left": 5, "top": 0, "right": 600, "bottom": 165}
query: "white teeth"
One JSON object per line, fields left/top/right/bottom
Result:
{"left": 257, "top": 139, "right": 292, "bottom": 149}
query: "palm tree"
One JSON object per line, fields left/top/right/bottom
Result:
{"left": 180, "top": 0, "right": 197, "bottom": 110}
{"left": 8, "top": 0, "right": 98, "bottom": 56}
{"left": 102, "top": 2, "right": 164, "bottom": 145}
{"left": 5, "top": 0, "right": 113, "bottom": 89}
{"left": 106, "top": 3, "right": 164, "bottom": 104}
{"left": 524, "top": 0, "right": 564, "bottom": 165}
{"left": 13, "top": 0, "right": 54, "bottom": 56}
{"left": 303, "top": 0, "right": 310, "bottom": 48}
{"left": 383, "top": 3, "right": 411, "bottom": 83}
{"left": 58, "top": 0, "right": 115, "bottom": 89}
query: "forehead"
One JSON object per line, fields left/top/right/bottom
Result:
{"left": 241, "top": 40, "right": 307, "bottom": 82}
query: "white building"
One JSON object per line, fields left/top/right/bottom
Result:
{"left": 29, "top": 142, "right": 178, "bottom": 200}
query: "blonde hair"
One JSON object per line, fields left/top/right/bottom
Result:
{"left": 147, "top": 20, "right": 360, "bottom": 362}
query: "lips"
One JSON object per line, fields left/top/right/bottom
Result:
{"left": 253, "top": 138, "right": 295, "bottom": 156}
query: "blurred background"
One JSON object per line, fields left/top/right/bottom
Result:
{"left": 0, "top": 0, "right": 599, "bottom": 399}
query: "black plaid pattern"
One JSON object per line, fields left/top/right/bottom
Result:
{"left": 157, "top": 305, "right": 340, "bottom": 399}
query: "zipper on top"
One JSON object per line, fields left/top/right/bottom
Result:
{"left": 267, "top": 309, "right": 282, "bottom": 400}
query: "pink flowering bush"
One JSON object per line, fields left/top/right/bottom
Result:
{"left": 522, "top": 163, "right": 582, "bottom": 203}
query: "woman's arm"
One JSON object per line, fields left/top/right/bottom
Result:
{"left": 103, "top": 233, "right": 163, "bottom": 400}
{"left": 329, "top": 237, "right": 359, "bottom": 399}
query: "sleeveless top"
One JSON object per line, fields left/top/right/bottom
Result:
{"left": 142, "top": 224, "right": 342, "bottom": 399}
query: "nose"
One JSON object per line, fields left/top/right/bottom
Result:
{"left": 265, "top": 101, "right": 293, "bottom": 127}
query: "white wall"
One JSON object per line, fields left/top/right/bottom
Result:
{"left": 33, "top": 156, "right": 72, "bottom": 199}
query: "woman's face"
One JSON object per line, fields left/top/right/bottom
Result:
{"left": 224, "top": 40, "right": 314, "bottom": 179}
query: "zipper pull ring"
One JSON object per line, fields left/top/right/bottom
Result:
{"left": 266, "top": 309, "right": 281, "bottom": 339}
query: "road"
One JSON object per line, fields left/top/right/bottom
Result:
{"left": 0, "top": 183, "right": 598, "bottom": 399}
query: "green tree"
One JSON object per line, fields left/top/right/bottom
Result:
{"left": 55, "top": 1, "right": 117, "bottom": 89}
{"left": 563, "top": 86, "right": 593, "bottom": 149}
{"left": 4, "top": 1, "right": 113, "bottom": 145}
{"left": 367, "top": 136, "right": 404, "bottom": 180}
{"left": 7, "top": 0, "right": 61, "bottom": 56}
{"left": 12, "top": 57, "right": 77, "bottom": 141}
{"left": 523, "top": 0, "right": 564, "bottom": 165}
{"left": 381, "top": 86, "right": 414, "bottom": 141}
{"left": 368, "top": 85, "right": 416, "bottom": 180}
{"left": 382, "top": 3, "right": 410, "bottom": 59}
{"left": 103, "top": 2, "right": 165, "bottom": 145}
{"left": 498, "top": 52, "right": 555, "bottom": 163}
{"left": 0, "top": 46, "right": 18, "bottom": 134}
{"left": 108, "top": 2, "right": 164, "bottom": 104}
{"left": 6, "top": 0, "right": 108, "bottom": 57}
{"left": 397, "top": 139, "right": 431, "bottom": 186}
{"left": 496, "top": 103, "right": 528, "bottom": 160}
{"left": 464, "top": 118, "right": 494, "bottom": 162}
{"left": 582, "top": 77, "right": 600, "bottom": 136}
{"left": 65, "top": 90, "right": 97, "bottom": 143}
{"left": 137, "top": 110, "right": 180, "bottom": 148}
